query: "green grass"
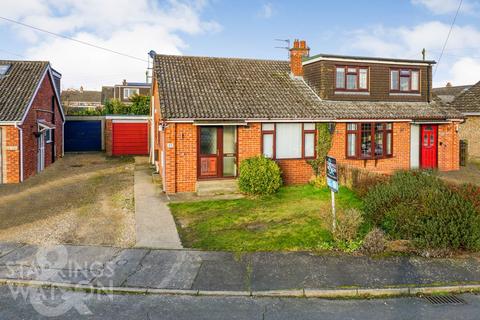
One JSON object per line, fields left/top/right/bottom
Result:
{"left": 169, "top": 185, "right": 363, "bottom": 252}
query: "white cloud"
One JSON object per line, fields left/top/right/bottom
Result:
{"left": 449, "top": 57, "right": 480, "bottom": 85}
{"left": 411, "top": 0, "right": 478, "bottom": 15}
{"left": 345, "top": 21, "right": 480, "bottom": 86}
{"left": 259, "top": 3, "right": 274, "bottom": 19}
{"left": 1, "top": 0, "right": 221, "bottom": 89}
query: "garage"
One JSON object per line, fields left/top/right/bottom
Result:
{"left": 110, "top": 116, "right": 149, "bottom": 156}
{"left": 64, "top": 117, "right": 104, "bottom": 152}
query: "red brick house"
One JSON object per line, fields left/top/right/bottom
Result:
{"left": 151, "top": 40, "right": 463, "bottom": 194}
{"left": 434, "top": 82, "right": 480, "bottom": 161}
{"left": 0, "top": 60, "right": 64, "bottom": 183}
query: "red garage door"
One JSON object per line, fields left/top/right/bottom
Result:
{"left": 112, "top": 122, "right": 148, "bottom": 155}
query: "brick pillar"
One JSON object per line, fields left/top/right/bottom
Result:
{"left": 164, "top": 123, "right": 176, "bottom": 194}
{"left": 238, "top": 123, "right": 261, "bottom": 164}
{"left": 438, "top": 122, "right": 460, "bottom": 171}
{"left": 105, "top": 120, "right": 113, "bottom": 156}
{"left": 2, "top": 126, "right": 21, "bottom": 183}
{"left": 289, "top": 39, "right": 310, "bottom": 77}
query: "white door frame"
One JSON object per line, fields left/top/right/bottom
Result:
{"left": 37, "top": 133, "right": 45, "bottom": 173}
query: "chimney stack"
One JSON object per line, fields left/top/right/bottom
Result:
{"left": 289, "top": 39, "right": 310, "bottom": 77}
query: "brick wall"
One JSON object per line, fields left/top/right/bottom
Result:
{"left": 438, "top": 122, "right": 460, "bottom": 171}
{"left": 158, "top": 121, "right": 459, "bottom": 193}
{"left": 303, "top": 60, "right": 432, "bottom": 102}
{"left": 238, "top": 123, "right": 313, "bottom": 185}
{"left": 328, "top": 122, "right": 411, "bottom": 174}
{"left": 238, "top": 123, "right": 261, "bottom": 162}
{"left": 0, "top": 126, "right": 20, "bottom": 183}
{"left": 20, "top": 72, "right": 63, "bottom": 181}
{"left": 105, "top": 119, "right": 113, "bottom": 156}
{"left": 459, "top": 116, "right": 480, "bottom": 161}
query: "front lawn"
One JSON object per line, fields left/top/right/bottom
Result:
{"left": 169, "top": 185, "right": 363, "bottom": 251}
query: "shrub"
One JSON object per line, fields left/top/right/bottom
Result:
{"left": 361, "top": 228, "right": 387, "bottom": 255}
{"left": 364, "top": 171, "right": 480, "bottom": 251}
{"left": 333, "top": 208, "right": 364, "bottom": 242}
{"left": 238, "top": 156, "right": 282, "bottom": 195}
{"left": 337, "top": 164, "right": 388, "bottom": 197}
{"left": 308, "top": 174, "right": 326, "bottom": 188}
{"left": 129, "top": 94, "right": 150, "bottom": 115}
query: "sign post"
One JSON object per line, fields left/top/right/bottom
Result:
{"left": 326, "top": 156, "right": 338, "bottom": 231}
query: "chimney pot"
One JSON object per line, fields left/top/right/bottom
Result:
{"left": 289, "top": 39, "right": 310, "bottom": 77}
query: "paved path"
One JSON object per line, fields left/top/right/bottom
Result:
{"left": 134, "top": 157, "right": 182, "bottom": 249}
{"left": 1, "top": 243, "right": 480, "bottom": 293}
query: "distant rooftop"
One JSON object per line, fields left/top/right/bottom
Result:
{"left": 303, "top": 53, "right": 436, "bottom": 65}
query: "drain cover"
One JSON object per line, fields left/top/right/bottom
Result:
{"left": 424, "top": 295, "right": 466, "bottom": 305}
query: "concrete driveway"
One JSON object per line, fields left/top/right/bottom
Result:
{"left": 0, "top": 153, "right": 136, "bottom": 247}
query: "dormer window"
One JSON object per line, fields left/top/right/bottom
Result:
{"left": 335, "top": 66, "right": 368, "bottom": 91}
{"left": 390, "top": 68, "right": 419, "bottom": 92}
{"left": 0, "top": 64, "right": 11, "bottom": 77}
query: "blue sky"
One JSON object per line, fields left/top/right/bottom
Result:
{"left": 1, "top": 0, "right": 479, "bottom": 89}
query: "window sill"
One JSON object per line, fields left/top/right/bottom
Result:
{"left": 335, "top": 91, "right": 370, "bottom": 95}
{"left": 389, "top": 92, "right": 421, "bottom": 96}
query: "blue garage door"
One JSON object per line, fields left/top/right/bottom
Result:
{"left": 65, "top": 120, "right": 102, "bottom": 152}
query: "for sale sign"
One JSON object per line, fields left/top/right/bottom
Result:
{"left": 326, "top": 156, "right": 338, "bottom": 193}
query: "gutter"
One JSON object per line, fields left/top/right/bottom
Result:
{"left": 14, "top": 123, "right": 24, "bottom": 182}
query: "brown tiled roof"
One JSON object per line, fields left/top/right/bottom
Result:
{"left": 61, "top": 90, "right": 101, "bottom": 103}
{"left": 0, "top": 60, "right": 49, "bottom": 122}
{"left": 449, "top": 81, "right": 480, "bottom": 114}
{"left": 153, "top": 54, "right": 463, "bottom": 121}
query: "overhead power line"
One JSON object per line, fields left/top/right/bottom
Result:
{"left": 434, "top": 0, "right": 462, "bottom": 76}
{"left": 0, "top": 16, "right": 148, "bottom": 63}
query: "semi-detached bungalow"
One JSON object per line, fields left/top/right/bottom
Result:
{"left": 151, "top": 40, "right": 463, "bottom": 194}
{"left": 0, "top": 60, "right": 64, "bottom": 183}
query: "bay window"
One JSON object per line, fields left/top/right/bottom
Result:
{"left": 262, "top": 123, "right": 316, "bottom": 159}
{"left": 390, "top": 69, "right": 420, "bottom": 92}
{"left": 336, "top": 66, "right": 369, "bottom": 91}
{"left": 346, "top": 122, "right": 393, "bottom": 159}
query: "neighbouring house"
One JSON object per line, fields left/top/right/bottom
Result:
{"left": 151, "top": 40, "right": 463, "bottom": 194}
{"left": 0, "top": 60, "right": 65, "bottom": 183}
{"left": 433, "top": 83, "right": 471, "bottom": 103}
{"left": 101, "top": 80, "right": 151, "bottom": 104}
{"left": 442, "top": 81, "right": 480, "bottom": 161}
{"left": 61, "top": 87, "right": 102, "bottom": 111}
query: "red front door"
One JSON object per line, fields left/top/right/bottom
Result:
{"left": 420, "top": 125, "right": 437, "bottom": 169}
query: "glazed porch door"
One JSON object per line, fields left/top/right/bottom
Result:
{"left": 420, "top": 125, "right": 438, "bottom": 169}
{"left": 198, "top": 126, "right": 237, "bottom": 178}
{"left": 37, "top": 133, "right": 45, "bottom": 173}
{"left": 199, "top": 126, "right": 221, "bottom": 178}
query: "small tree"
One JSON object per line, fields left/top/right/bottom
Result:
{"left": 104, "top": 98, "right": 130, "bottom": 114}
{"left": 129, "top": 94, "right": 150, "bottom": 115}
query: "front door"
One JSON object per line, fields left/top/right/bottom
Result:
{"left": 198, "top": 126, "right": 237, "bottom": 178}
{"left": 420, "top": 125, "right": 437, "bottom": 169}
{"left": 37, "top": 133, "right": 45, "bottom": 173}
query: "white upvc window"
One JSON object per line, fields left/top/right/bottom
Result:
{"left": 123, "top": 88, "right": 139, "bottom": 99}
{"left": 261, "top": 123, "right": 316, "bottom": 160}
{"left": 45, "top": 129, "right": 53, "bottom": 143}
